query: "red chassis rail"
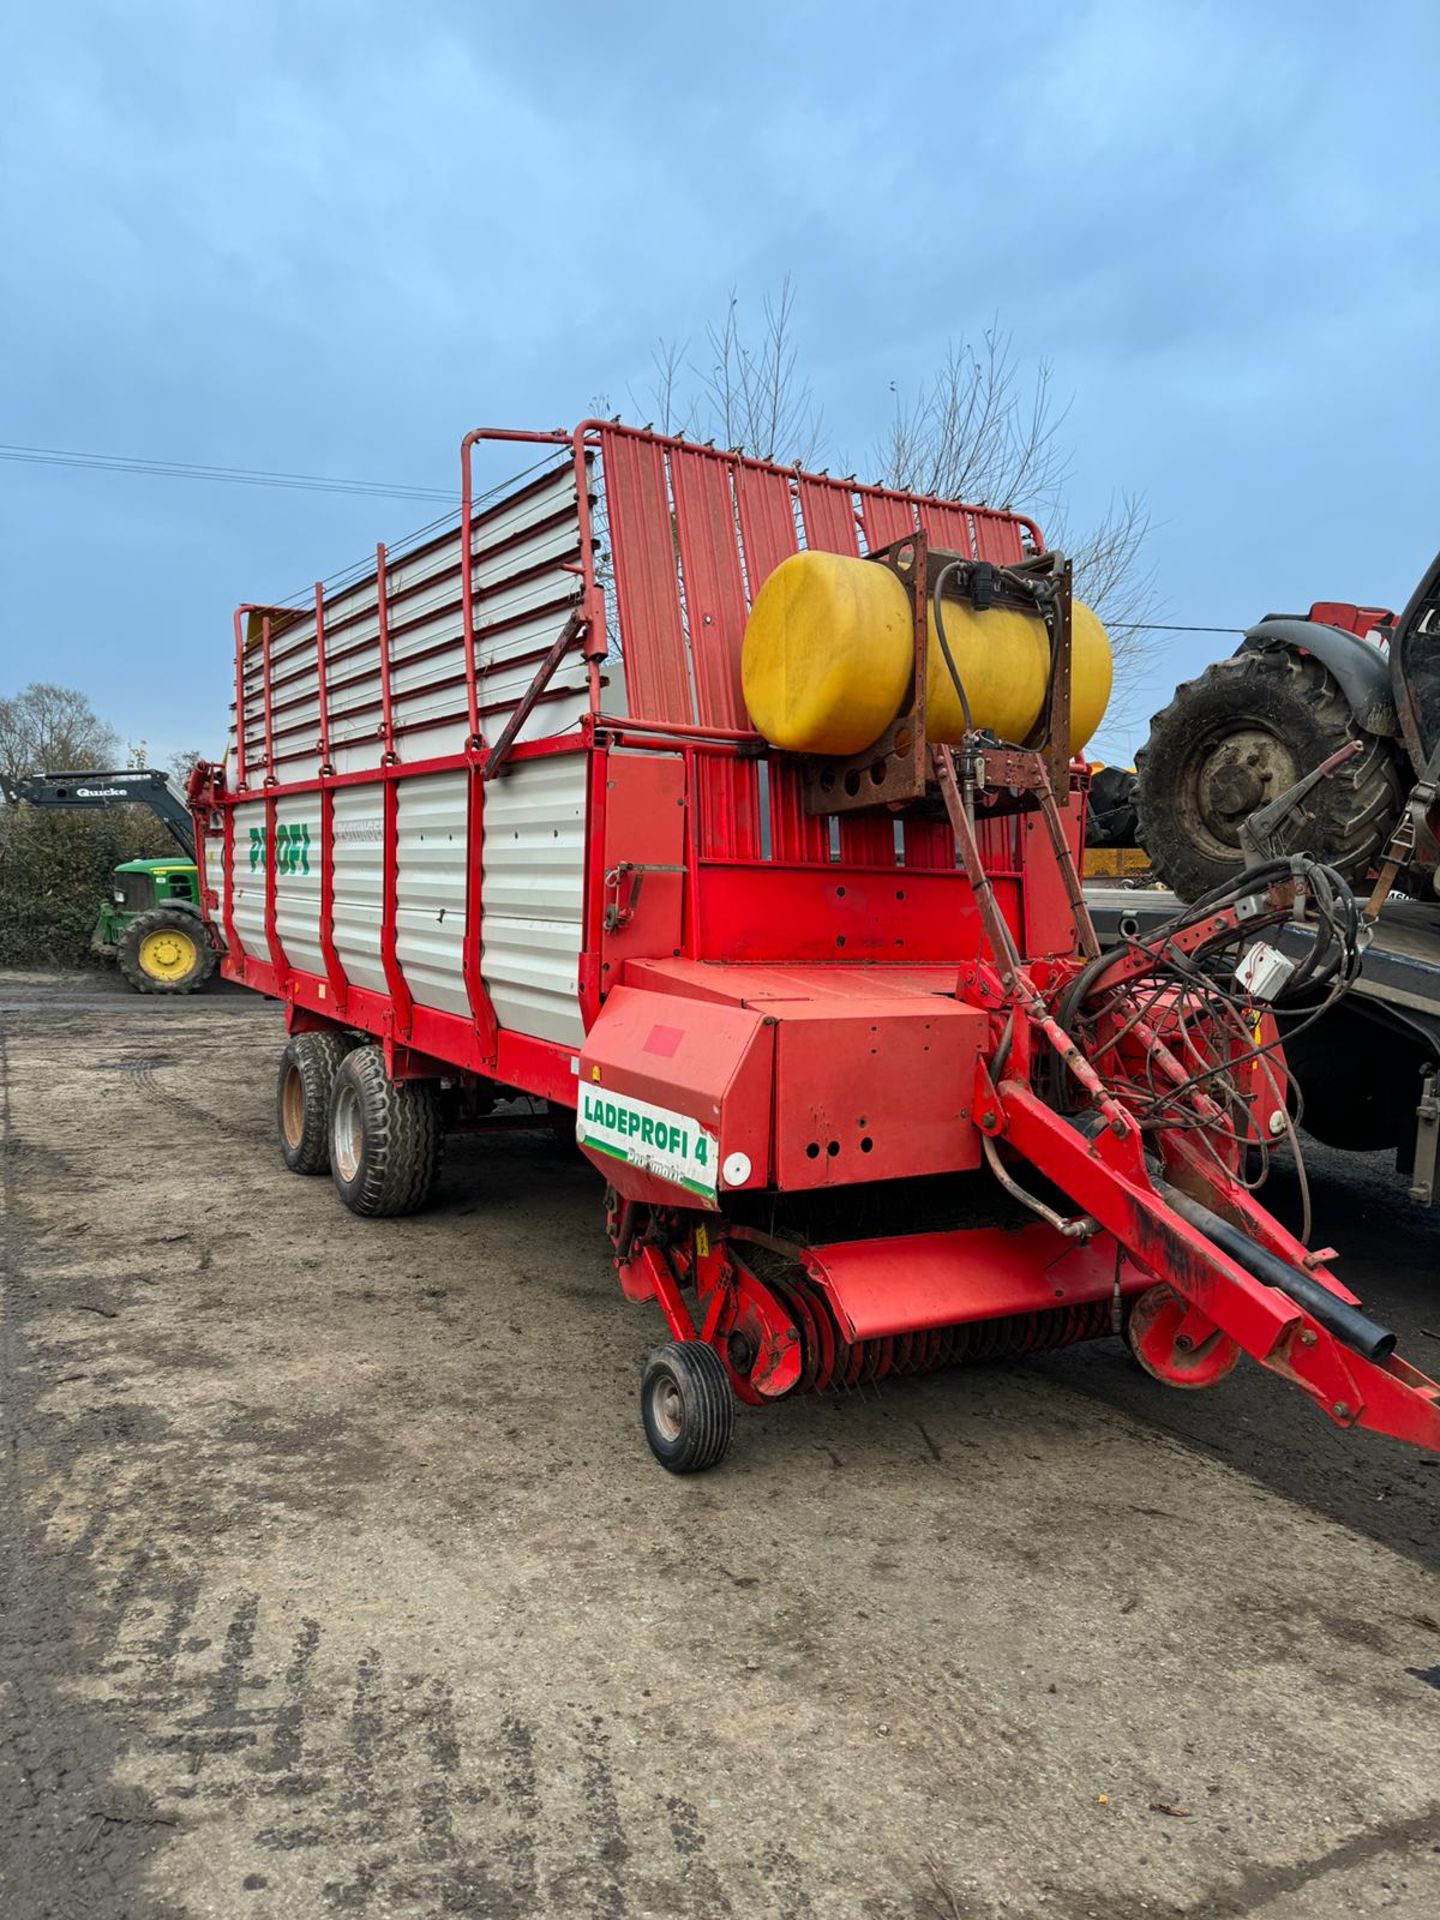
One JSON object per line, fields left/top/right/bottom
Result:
{"left": 195, "top": 423, "right": 1440, "bottom": 1462}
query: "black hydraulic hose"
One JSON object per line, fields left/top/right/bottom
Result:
{"left": 932, "top": 561, "right": 975, "bottom": 734}
{"left": 1158, "top": 1179, "right": 1397, "bottom": 1363}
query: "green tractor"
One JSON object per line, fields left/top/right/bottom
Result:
{"left": 1, "top": 768, "right": 218, "bottom": 994}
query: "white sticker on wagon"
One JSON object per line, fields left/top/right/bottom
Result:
{"left": 576, "top": 1087, "right": 718, "bottom": 1199}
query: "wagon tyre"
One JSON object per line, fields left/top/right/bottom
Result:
{"left": 116, "top": 908, "right": 215, "bottom": 995}
{"left": 640, "top": 1341, "right": 735, "bottom": 1474}
{"left": 277, "top": 1032, "right": 354, "bottom": 1175}
{"left": 327, "top": 1045, "right": 440, "bottom": 1218}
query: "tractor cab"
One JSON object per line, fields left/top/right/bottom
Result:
{"left": 109, "top": 856, "right": 203, "bottom": 916}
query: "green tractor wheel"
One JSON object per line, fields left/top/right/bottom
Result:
{"left": 116, "top": 908, "right": 216, "bottom": 995}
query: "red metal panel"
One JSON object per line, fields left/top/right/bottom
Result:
{"left": 623, "top": 957, "right": 958, "bottom": 1005}
{"left": 797, "top": 479, "right": 860, "bottom": 558}
{"left": 734, "top": 464, "right": 798, "bottom": 587}
{"left": 733, "top": 467, "right": 827, "bottom": 865}
{"left": 839, "top": 814, "right": 897, "bottom": 866}
{"left": 771, "top": 999, "right": 984, "bottom": 1188}
{"left": 803, "top": 1225, "right": 1134, "bottom": 1342}
{"left": 917, "top": 503, "right": 975, "bottom": 556}
{"left": 858, "top": 491, "right": 916, "bottom": 554}
{"left": 577, "top": 984, "right": 775, "bottom": 1203}
{"left": 972, "top": 509, "right": 1026, "bottom": 565}
{"left": 694, "top": 862, "right": 1021, "bottom": 964}
{"left": 600, "top": 430, "right": 692, "bottom": 723}
{"left": 903, "top": 817, "right": 955, "bottom": 871}
{"left": 599, "top": 753, "right": 687, "bottom": 990}
{"left": 669, "top": 447, "right": 762, "bottom": 859}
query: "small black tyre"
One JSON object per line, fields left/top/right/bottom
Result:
{"left": 277, "top": 1031, "right": 354, "bottom": 1174}
{"left": 1135, "top": 649, "right": 1404, "bottom": 902}
{"left": 328, "top": 1045, "right": 440, "bottom": 1217}
{"left": 116, "top": 908, "right": 216, "bottom": 995}
{"left": 640, "top": 1341, "right": 735, "bottom": 1474}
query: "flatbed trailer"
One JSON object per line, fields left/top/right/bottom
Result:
{"left": 190, "top": 423, "right": 1440, "bottom": 1471}
{"left": 1089, "top": 887, "right": 1440, "bottom": 1205}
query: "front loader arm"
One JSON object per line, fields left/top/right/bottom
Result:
{"left": 994, "top": 1080, "right": 1440, "bottom": 1451}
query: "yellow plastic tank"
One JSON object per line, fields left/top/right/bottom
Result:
{"left": 741, "top": 550, "right": 1112, "bottom": 757}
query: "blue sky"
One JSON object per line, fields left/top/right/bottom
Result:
{"left": 2, "top": 0, "right": 1437, "bottom": 765}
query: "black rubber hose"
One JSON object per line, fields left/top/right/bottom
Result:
{"left": 1158, "top": 1179, "right": 1396, "bottom": 1363}
{"left": 931, "top": 561, "right": 975, "bottom": 734}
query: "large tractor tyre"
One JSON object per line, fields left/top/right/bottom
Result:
{"left": 327, "top": 1045, "right": 440, "bottom": 1218}
{"left": 277, "top": 1031, "right": 355, "bottom": 1175}
{"left": 116, "top": 908, "right": 216, "bottom": 995}
{"left": 1135, "top": 650, "right": 1404, "bottom": 902}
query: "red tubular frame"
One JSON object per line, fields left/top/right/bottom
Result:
{"left": 314, "top": 580, "right": 332, "bottom": 769}
{"left": 375, "top": 543, "right": 396, "bottom": 764}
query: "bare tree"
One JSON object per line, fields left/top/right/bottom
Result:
{"left": 874, "top": 326, "right": 1071, "bottom": 515}
{"left": 0, "top": 683, "right": 120, "bottom": 782}
{"left": 646, "top": 279, "right": 823, "bottom": 464}
{"left": 638, "top": 290, "right": 1159, "bottom": 682}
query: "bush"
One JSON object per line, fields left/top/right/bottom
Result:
{"left": 0, "top": 807, "right": 176, "bottom": 968}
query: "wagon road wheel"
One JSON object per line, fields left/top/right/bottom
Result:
{"left": 640, "top": 1341, "right": 735, "bottom": 1474}
{"left": 277, "top": 1031, "right": 355, "bottom": 1175}
{"left": 328, "top": 1045, "right": 440, "bottom": 1218}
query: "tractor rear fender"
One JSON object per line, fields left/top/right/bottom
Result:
{"left": 1241, "top": 619, "right": 1399, "bottom": 738}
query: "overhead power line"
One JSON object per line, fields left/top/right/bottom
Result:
{"left": 1108, "top": 622, "right": 1245, "bottom": 634}
{"left": 0, "top": 440, "right": 456, "bottom": 502}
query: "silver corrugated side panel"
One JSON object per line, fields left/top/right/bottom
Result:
{"left": 332, "top": 785, "right": 387, "bottom": 997}
{"left": 229, "top": 800, "right": 269, "bottom": 963}
{"left": 480, "top": 756, "right": 586, "bottom": 1046}
{"left": 395, "top": 772, "right": 469, "bottom": 1018}
{"left": 204, "top": 818, "right": 228, "bottom": 941}
{"left": 274, "top": 796, "right": 323, "bottom": 978}
{"left": 239, "top": 462, "right": 585, "bottom": 783}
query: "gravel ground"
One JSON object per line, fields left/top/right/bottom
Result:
{"left": 1, "top": 969, "right": 1437, "bottom": 1920}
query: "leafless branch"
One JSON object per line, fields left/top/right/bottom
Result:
{"left": 874, "top": 324, "right": 1071, "bottom": 513}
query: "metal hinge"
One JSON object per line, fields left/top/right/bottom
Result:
{"left": 603, "top": 862, "right": 685, "bottom": 932}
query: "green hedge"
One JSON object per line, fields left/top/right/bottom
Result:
{"left": 0, "top": 808, "right": 175, "bottom": 968}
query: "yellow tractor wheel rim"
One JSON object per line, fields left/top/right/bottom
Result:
{"left": 138, "top": 927, "right": 198, "bottom": 981}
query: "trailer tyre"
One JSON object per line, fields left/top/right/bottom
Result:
{"left": 116, "top": 908, "right": 215, "bottom": 994}
{"left": 640, "top": 1341, "right": 735, "bottom": 1474}
{"left": 277, "top": 1031, "right": 354, "bottom": 1175}
{"left": 328, "top": 1046, "right": 440, "bottom": 1217}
